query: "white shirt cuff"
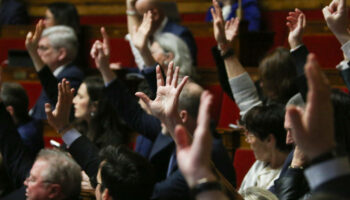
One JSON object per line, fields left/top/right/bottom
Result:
{"left": 336, "top": 60, "right": 350, "bottom": 71}
{"left": 341, "top": 40, "right": 350, "bottom": 60}
{"left": 304, "top": 157, "right": 350, "bottom": 190}
{"left": 290, "top": 44, "right": 303, "bottom": 52}
{"left": 62, "top": 128, "right": 82, "bottom": 148}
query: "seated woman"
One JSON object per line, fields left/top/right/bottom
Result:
{"left": 238, "top": 104, "right": 291, "bottom": 193}
{"left": 72, "top": 76, "right": 133, "bottom": 148}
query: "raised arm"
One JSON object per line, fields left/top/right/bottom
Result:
{"left": 131, "top": 11, "right": 157, "bottom": 67}
{"left": 136, "top": 62, "right": 188, "bottom": 138}
{"left": 126, "top": 0, "right": 141, "bottom": 37}
{"left": 323, "top": 0, "right": 350, "bottom": 90}
{"left": 211, "top": 0, "right": 261, "bottom": 117}
{"left": 45, "top": 79, "right": 100, "bottom": 187}
{"left": 25, "top": 20, "right": 45, "bottom": 72}
{"left": 91, "top": 27, "right": 162, "bottom": 140}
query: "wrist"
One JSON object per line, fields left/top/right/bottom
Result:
{"left": 335, "top": 32, "right": 350, "bottom": 45}
{"left": 58, "top": 123, "right": 71, "bottom": 134}
{"left": 218, "top": 42, "right": 231, "bottom": 53}
{"left": 188, "top": 169, "right": 218, "bottom": 188}
{"left": 289, "top": 39, "right": 302, "bottom": 50}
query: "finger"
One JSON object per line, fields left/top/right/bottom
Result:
{"left": 33, "top": 20, "right": 44, "bottom": 41}
{"left": 64, "top": 80, "right": 71, "bottom": 96}
{"left": 175, "top": 76, "right": 189, "bottom": 98}
{"left": 196, "top": 91, "right": 213, "bottom": 128}
{"left": 210, "top": 7, "right": 216, "bottom": 20}
{"left": 156, "top": 65, "right": 164, "bottom": 88}
{"left": 174, "top": 125, "right": 191, "bottom": 150}
{"left": 297, "top": 13, "right": 303, "bottom": 29}
{"left": 301, "top": 13, "right": 306, "bottom": 28}
{"left": 26, "top": 31, "right": 33, "bottom": 42}
{"left": 90, "top": 41, "right": 100, "bottom": 59}
{"left": 101, "top": 27, "right": 110, "bottom": 55}
{"left": 286, "top": 106, "right": 305, "bottom": 143}
{"left": 135, "top": 92, "right": 151, "bottom": 106}
{"left": 339, "top": 0, "right": 345, "bottom": 12}
{"left": 322, "top": 6, "right": 331, "bottom": 19}
{"left": 286, "top": 22, "right": 293, "bottom": 31}
{"left": 171, "top": 66, "right": 180, "bottom": 87}
{"left": 166, "top": 61, "right": 174, "bottom": 86}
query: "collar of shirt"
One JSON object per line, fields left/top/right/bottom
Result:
{"left": 153, "top": 17, "right": 168, "bottom": 36}
{"left": 53, "top": 65, "right": 66, "bottom": 77}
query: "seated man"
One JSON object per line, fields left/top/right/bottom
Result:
{"left": 126, "top": 0, "right": 197, "bottom": 68}
{"left": 25, "top": 21, "right": 84, "bottom": 120}
{"left": 0, "top": 82, "right": 43, "bottom": 156}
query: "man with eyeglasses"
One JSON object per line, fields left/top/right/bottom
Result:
{"left": 25, "top": 21, "right": 84, "bottom": 120}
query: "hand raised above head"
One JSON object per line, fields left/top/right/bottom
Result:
{"left": 211, "top": 0, "right": 226, "bottom": 45}
{"left": 135, "top": 61, "right": 189, "bottom": 135}
{"left": 225, "top": 17, "right": 240, "bottom": 44}
{"left": 25, "top": 19, "right": 44, "bottom": 53}
{"left": 322, "top": 0, "right": 350, "bottom": 44}
{"left": 45, "top": 79, "right": 75, "bottom": 134}
{"left": 90, "top": 27, "right": 110, "bottom": 70}
{"left": 131, "top": 11, "right": 153, "bottom": 51}
{"left": 286, "top": 8, "right": 306, "bottom": 49}
{"left": 286, "top": 53, "right": 335, "bottom": 160}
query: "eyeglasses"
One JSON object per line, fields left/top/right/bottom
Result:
{"left": 25, "top": 175, "right": 52, "bottom": 184}
{"left": 37, "top": 45, "right": 51, "bottom": 52}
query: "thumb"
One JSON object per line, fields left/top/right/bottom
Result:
{"left": 175, "top": 125, "right": 191, "bottom": 151}
{"left": 286, "top": 106, "right": 305, "bottom": 143}
{"left": 135, "top": 92, "right": 151, "bottom": 106}
{"left": 322, "top": 6, "right": 332, "bottom": 20}
{"left": 45, "top": 103, "right": 54, "bottom": 122}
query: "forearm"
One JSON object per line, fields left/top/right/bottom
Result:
{"left": 99, "top": 66, "right": 117, "bottom": 85}
{"left": 126, "top": 1, "right": 141, "bottom": 36}
{"left": 223, "top": 55, "right": 246, "bottom": 79}
{"left": 28, "top": 50, "right": 45, "bottom": 72}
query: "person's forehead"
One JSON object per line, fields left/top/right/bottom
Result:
{"left": 31, "top": 159, "right": 48, "bottom": 177}
{"left": 39, "top": 37, "right": 50, "bottom": 45}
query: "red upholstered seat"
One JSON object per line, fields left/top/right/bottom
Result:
{"left": 233, "top": 148, "right": 255, "bottom": 188}
{"left": 217, "top": 93, "right": 240, "bottom": 129}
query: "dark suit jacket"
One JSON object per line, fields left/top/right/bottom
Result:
{"left": 340, "top": 65, "right": 350, "bottom": 90}
{"left": 162, "top": 20, "right": 197, "bottom": 66}
{"left": 0, "top": 103, "right": 34, "bottom": 199}
{"left": 30, "top": 64, "right": 84, "bottom": 120}
{"left": 0, "top": 0, "right": 28, "bottom": 25}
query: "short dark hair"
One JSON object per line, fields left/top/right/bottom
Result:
{"left": 259, "top": 47, "right": 298, "bottom": 104}
{"left": 0, "top": 82, "right": 30, "bottom": 124}
{"left": 99, "top": 145, "right": 155, "bottom": 200}
{"left": 47, "top": 2, "right": 80, "bottom": 34}
{"left": 243, "top": 104, "right": 291, "bottom": 152}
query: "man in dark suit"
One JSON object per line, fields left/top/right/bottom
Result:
{"left": 25, "top": 21, "right": 84, "bottom": 120}
{"left": 0, "top": 0, "right": 29, "bottom": 25}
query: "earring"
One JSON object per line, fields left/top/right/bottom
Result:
{"left": 90, "top": 112, "right": 95, "bottom": 117}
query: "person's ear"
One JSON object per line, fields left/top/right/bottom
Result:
{"left": 165, "top": 52, "right": 174, "bottom": 62}
{"left": 102, "top": 188, "right": 111, "bottom": 200}
{"left": 58, "top": 48, "right": 67, "bottom": 62}
{"left": 179, "top": 110, "right": 188, "bottom": 123}
{"left": 5, "top": 105, "right": 15, "bottom": 117}
{"left": 47, "top": 184, "right": 62, "bottom": 199}
{"left": 267, "top": 134, "right": 276, "bottom": 147}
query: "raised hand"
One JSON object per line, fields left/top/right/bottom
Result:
{"left": 225, "top": 17, "right": 240, "bottom": 44}
{"left": 174, "top": 91, "right": 216, "bottom": 187}
{"left": 45, "top": 79, "right": 75, "bottom": 133}
{"left": 25, "top": 19, "right": 44, "bottom": 53}
{"left": 211, "top": 0, "right": 227, "bottom": 46}
{"left": 286, "top": 8, "right": 306, "bottom": 49}
{"left": 131, "top": 11, "right": 153, "bottom": 52}
{"left": 286, "top": 54, "right": 335, "bottom": 160}
{"left": 91, "top": 27, "right": 110, "bottom": 70}
{"left": 90, "top": 27, "right": 116, "bottom": 83}
{"left": 323, "top": 0, "right": 350, "bottom": 45}
{"left": 135, "top": 62, "right": 189, "bottom": 136}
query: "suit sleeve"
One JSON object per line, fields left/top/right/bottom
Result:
{"left": 290, "top": 45, "right": 309, "bottom": 100}
{"left": 37, "top": 66, "right": 59, "bottom": 106}
{"left": 105, "top": 79, "right": 162, "bottom": 141}
{"left": 151, "top": 170, "right": 190, "bottom": 200}
{"left": 68, "top": 136, "right": 101, "bottom": 187}
{"left": 340, "top": 67, "right": 350, "bottom": 90}
{"left": 0, "top": 103, "right": 34, "bottom": 189}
